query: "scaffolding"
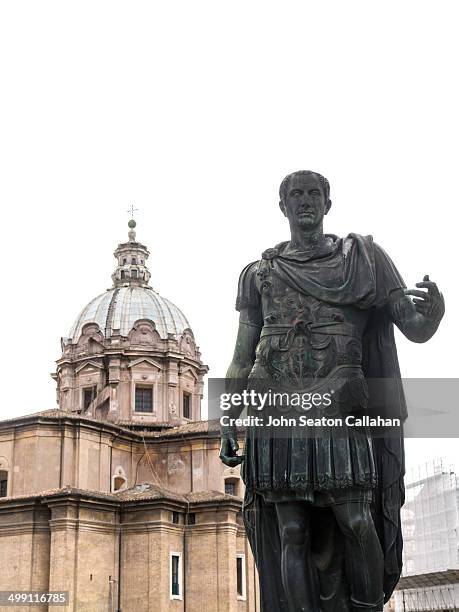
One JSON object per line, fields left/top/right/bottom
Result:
{"left": 394, "top": 458, "right": 459, "bottom": 612}
{"left": 402, "top": 586, "right": 456, "bottom": 611}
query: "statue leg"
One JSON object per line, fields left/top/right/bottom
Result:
{"left": 275, "top": 501, "right": 319, "bottom": 612}
{"left": 331, "top": 501, "right": 384, "bottom": 612}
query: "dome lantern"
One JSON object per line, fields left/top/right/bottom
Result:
{"left": 111, "top": 219, "right": 152, "bottom": 288}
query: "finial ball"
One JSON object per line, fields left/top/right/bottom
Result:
{"left": 128, "top": 219, "right": 137, "bottom": 229}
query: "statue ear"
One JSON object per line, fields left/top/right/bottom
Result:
{"left": 279, "top": 200, "right": 287, "bottom": 216}
{"left": 325, "top": 199, "right": 332, "bottom": 215}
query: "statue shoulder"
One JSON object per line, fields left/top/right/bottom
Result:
{"left": 236, "top": 260, "right": 261, "bottom": 312}
{"left": 237, "top": 260, "right": 260, "bottom": 286}
{"left": 260, "top": 241, "right": 288, "bottom": 261}
{"left": 345, "top": 232, "right": 375, "bottom": 248}
{"left": 344, "top": 232, "right": 401, "bottom": 267}
{"left": 346, "top": 233, "right": 397, "bottom": 262}
{"left": 345, "top": 233, "right": 406, "bottom": 301}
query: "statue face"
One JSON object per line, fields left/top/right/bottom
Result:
{"left": 280, "top": 174, "right": 330, "bottom": 230}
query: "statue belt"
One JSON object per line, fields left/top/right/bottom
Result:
{"left": 260, "top": 321, "right": 360, "bottom": 342}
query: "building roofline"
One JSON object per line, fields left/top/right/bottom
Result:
{"left": 397, "top": 569, "right": 459, "bottom": 589}
{"left": 0, "top": 484, "right": 242, "bottom": 512}
{"left": 0, "top": 410, "right": 226, "bottom": 442}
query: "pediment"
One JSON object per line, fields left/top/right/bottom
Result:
{"left": 179, "top": 366, "right": 199, "bottom": 381}
{"left": 129, "top": 357, "right": 163, "bottom": 371}
{"left": 75, "top": 360, "right": 105, "bottom": 375}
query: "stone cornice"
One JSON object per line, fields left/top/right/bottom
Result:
{"left": 0, "top": 497, "right": 42, "bottom": 513}
{"left": 56, "top": 347, "right": 206, "bottom": 370}
{"left": 49, "top": 518, "right": 118, "bottom": 534}
{"left": 0, "top": 485, "right": 242, "bottom": 514}
{"left": 0, "top": 523, "right": 50, "bottom": 536}
{"left": 0, "top": 413, "right": 223, "bottom": 445}
{"left": 0, "top": 413, "right": 140, "bottom": 442}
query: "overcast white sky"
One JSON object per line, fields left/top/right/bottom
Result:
{"left": 0, "top": 1, "right": 457, "bottom": 475}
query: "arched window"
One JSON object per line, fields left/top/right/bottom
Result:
{"left": 113, "top": 475, "right": 126, "bottom": 491}
{"left": 132, "top": 257, "right": 137, "bottom": 265}
{"left": 120, "top": 270, "right": 125, "bottom": 279}
{"left": 112, "top": 466, "right": 127, "bottom": 492}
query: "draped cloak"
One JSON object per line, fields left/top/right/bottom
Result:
{"left": 236, "top": 234, "right": 407, "bottom": 609}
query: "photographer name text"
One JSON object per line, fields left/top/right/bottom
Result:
{"left": 220, "top": 415, "right": 401, "bottom": 428}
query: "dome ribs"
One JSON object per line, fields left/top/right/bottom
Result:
{"left": 104, "top": 288, "right": 120, "bottom": 338}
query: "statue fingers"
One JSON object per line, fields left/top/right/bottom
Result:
{"left": 230, "top": 438, "right": 240, "bottom": 453}
{"left": 414, "top": 303, "right": 429, "bottom": 314}
{"left": 221, "top": 454, "right": 244, "bottom": 467}
{"left": 406, "top": 289, "right": 430, "bottom": 300}
{"left": 416, "top": 280, "right": 440, "bottom": 297}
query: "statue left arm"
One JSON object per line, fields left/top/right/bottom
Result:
{"left": 387, "top": 274, "right": 445, "bottom": 343}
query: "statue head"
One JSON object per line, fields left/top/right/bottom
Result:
{"left": 279, "top": 171, "right": 332, "bottom": 230}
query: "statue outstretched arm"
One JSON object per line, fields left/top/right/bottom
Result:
{"left": 388, "top": 275, "right": 445, "bottom": 343}
{"left": 219, "top": 306, "right": 262, "bottom": 467}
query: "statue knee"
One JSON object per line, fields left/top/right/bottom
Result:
{"left": 279, "top": 519, "right": 308, "bottom": 546}
{"left": 337, "top": 512, "right": 372, "bottom": 541}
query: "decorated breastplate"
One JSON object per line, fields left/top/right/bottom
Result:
{"left": 251, "top": 252, "right": 363, "bottom": 389}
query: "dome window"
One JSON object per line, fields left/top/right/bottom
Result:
{"left": 183, "top": 392, "right": 191, "bottom": 419}
{"left": 120, "top": 270, "right": 125, "bottom": 279}
{"left": 132, "top": 257, "right": 137, "bottom": 265}
{"left": 83, "top": 386, "right": 97, "bottom": 410}
{"left": 122, "top": 258, "right": 127, "bottom": 265}
{"left": 135, "top": 386, "right": 153, "bottom": 413}
{"left": 131, "top": 269, "right": 138, "bottom": 279}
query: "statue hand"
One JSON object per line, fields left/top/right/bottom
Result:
{"left": 219, "top": 434, "right": 245, "bottom": 467}
{"left": 404, "top": 275, "right": 445, "bottom": 324}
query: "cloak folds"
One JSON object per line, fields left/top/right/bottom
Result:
{"left": 238, "top": 234, "right": 407, "bottom": 609}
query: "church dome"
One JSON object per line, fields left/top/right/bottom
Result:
{"left": 67, "top": 218, "right": 191, "bottom": 343}
{"left": 69, "top": 286, "right": 190, "bottom": 342}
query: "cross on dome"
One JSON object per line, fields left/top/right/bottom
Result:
{"left": 127, "top": 203, "right": 139, "bottom": 219}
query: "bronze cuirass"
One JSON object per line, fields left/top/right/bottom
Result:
{"left": 250, "top": 257, "right": 365, "bottom": 392}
